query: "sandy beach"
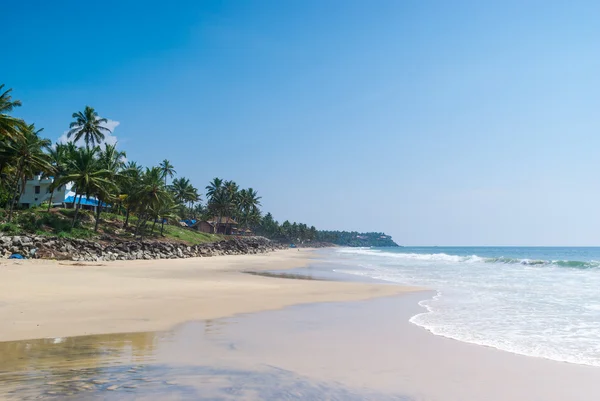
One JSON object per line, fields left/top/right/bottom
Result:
{"left": 0, "top": 249, "right": 419, "bottom": 342}
{"left": 2, "top": 249, "right": 600, "bottom": 400}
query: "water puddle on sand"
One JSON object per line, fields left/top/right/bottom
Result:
{"left": 0, "top": 300, "right": 415, "bottom": 401}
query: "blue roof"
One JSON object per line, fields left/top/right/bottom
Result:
{"left": 64, "top": 196, "right": 108, "bottom": 207}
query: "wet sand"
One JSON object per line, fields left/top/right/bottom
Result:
{"left": 2, "top": 250, "right": 600, "bottom": 400}
{"left": 2, "top": 293, "right": 600, "bottom": 400}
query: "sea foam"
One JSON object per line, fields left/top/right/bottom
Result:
{"left": 332, "top": 246, "right": 600, "bottom": 367}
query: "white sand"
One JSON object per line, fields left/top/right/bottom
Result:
{"left": 0, "top": 249, "right": 420, "bottom": 341}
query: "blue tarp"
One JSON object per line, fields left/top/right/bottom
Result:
{"left": 64, "top": 196, "right": 108, "bottom": 207}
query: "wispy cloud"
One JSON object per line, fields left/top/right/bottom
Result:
{"left": 57, "top": 119, "right": 121, "bottom": 147}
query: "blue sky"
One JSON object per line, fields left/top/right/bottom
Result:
{"left": 3, "top": 1, "right": 600, "bottom": 245}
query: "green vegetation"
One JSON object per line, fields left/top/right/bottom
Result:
{"left": 0, "top": 83, "right": 399, "bottom": 247}
{"left": 252, "top": 213, "right": 398, "bottom": 246}
{"left": 314, "top": 231, "right": 398, "bottom": 247}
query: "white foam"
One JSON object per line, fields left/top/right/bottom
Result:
{"left": 331, "top": 248, "right": 600, "bottom": 368}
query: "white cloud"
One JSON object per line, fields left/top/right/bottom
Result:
{"left": 57, "top": 119, "right": 121, "bottom": 148}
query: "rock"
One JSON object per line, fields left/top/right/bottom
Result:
{"left": 0, "top": 234, "right": 287, "bottom": 262}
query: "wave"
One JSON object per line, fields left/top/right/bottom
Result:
{"left": 486, "top": 257, "right": 600, "bottom": 268}
{"left": 409, "top": 295, "right": 600, "bottom": 367}
{"left": 335, "top": 248, "right": 600, "bottom": 269}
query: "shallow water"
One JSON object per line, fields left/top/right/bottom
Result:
{"left": 2, "top": 291, "right": 600, "bottom": 400}
{"left": 0, "top": 302, "right": 413, "bottom": 401}
{"left": 331, "top": 246, "right": 600, "bottom": 366}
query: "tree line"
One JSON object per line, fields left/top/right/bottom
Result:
{"left": 0, "top": 85, "right": 261, "bottom": 237}
{"left": 1, "top": 83, "right": 398, "bottom": 246}
{"left": 251, "top": 214, "right": 398, "bottom": 246}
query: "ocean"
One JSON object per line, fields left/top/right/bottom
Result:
{"left": 329, "top": 246, "right": 600, "bottom": 367}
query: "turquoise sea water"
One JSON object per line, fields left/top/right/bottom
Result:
{"left": 329, "top": 247, "right": 600, "bottom": 366}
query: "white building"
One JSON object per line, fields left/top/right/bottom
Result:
{"left": 18, "top": 175, "right": 70, "bottom": 208}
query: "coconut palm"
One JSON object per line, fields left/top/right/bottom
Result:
{"left": 93, "top": 144, "right": 126, "bottom": 231}
{"left": 4, "top": 124, "right": 53, "bottom": 221}
{"left": 67, "top": 106, "right": 111, "bottom": 148}
{"left": 0, "top": 84, "right": 26, "bottom": 141}
{"left": 55, "top": 146, "right": 113, "bottom": 228}
{"left": 170, "top": 177, "right": 194, "bottom": 204}
{"left": 205, "top": 177, "right": 224, "bottom": 200}
{"left": 120, "top": 161, "right": 143, "bottom": 228}
{"left": 188, "top": 186, "right": 201, "bottom": 213}
{"left": 207, "top": 187, "right": 234, "bottom": 234}
{"left": 238, "top": 188, "right": 261, "bottom": 214}
{"left": 159, "top": 159, "right": 176, "bottom": 185}
{"left": 153, "top": 196, "right": 179, "bottom": 236}
{"left": 130, "top": 167, "right": 172, "bottom": 238}
{"left": 223, "top": 180, "right": 239, "bottom": 233}
{"left": 46, "top": 143, "right": 70, "bottom": 211}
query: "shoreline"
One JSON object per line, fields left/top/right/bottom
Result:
{"left": 0, "top": 248, "right": 423, "bottom": 342}
{"left": 3, "top": 249, "right": 600, "bottom": 400}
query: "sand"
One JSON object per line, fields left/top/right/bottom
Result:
{"left": 0, "top": 249, "right": 420, "bottom": 342}
{"left": 2, "top": 250, "right": 600, "bottom": 400}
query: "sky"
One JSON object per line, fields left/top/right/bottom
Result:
{"left": 3, "top": 0, "right": 600, "bottom": 246}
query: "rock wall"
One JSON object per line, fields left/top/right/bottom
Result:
{"left": 0, "top": 235, "right": 286, "bottom": 262}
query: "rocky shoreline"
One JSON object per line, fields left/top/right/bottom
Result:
{"left": 0, "top": 235, "right": 289, "bottom": 262}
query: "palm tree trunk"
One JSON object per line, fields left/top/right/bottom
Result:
{"left": 72, "top": 193, "right": 83, "bottom": 228}
{"left": 94, "top": 199, "right": 103, "bottom": 232}
{"left": 0, "top": 162, "right": 6, "bottom": 186}
{"left": 140, "top": 218, "right": 149, "bottom": 241}
{"left": 151, "top": 217, "right": 157, "bottom": 234}
{"left": 47, "top": 189, "right": 55, "bottom": 211}
{"left": 134, "top": 216, "right": 142, "bottom": 236}
{"left": 7, "top": 163, "right": 24, "bottom": 223}
{"left": 124, "top": 206, "right": 131, "bottom": 228}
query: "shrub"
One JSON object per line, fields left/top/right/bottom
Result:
{"left": 39, "top": 212, "right": 73, "bottom": 233}
{"left": 59, "top": 209, "right": 76, "bottom": 218}
{"left": 0, "top": 223, "right": 19, "bottom": 233}
{"left": 70, "top": 228, "right": 94, "bottom": 239}
{"left": 15, "top": 212, "right": 42, "bottom": 232}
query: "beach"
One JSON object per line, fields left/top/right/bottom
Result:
{"left": 0, "top": 249, "right": 418, "bottom": 342}
{"left": 2, "top": 248, "right": 600, "bottom": 400}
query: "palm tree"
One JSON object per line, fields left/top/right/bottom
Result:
{"left": 159, "top": 159, "right": 176, "bottom": 185}
{"left": 223, "top": 180, "right": 239, "bottom": 234}
{"left": 238, "top": 188, "right": 261, "bottom": 214}
{"left": 237, "top": 188, "right": 262, "bottom": 233}
{"left": 93, "top": 144, "right": 126, "bottom": 231}
{"left": 130, "top": 167, "right": 172, "bottom": 238}
{"left": 192, "top": 203, "right": 206, "bottom": 220}
{"left": 55, "top": 146, "right": 113, "bottom": 228}
{"left": 120, "top": 161, "right": 143, "bottom": 228}
{"left": 67, "top": 106, "right": 111, "bottom": 148}
{"left": 207, "top": 188, "right": 234, "bottom": 234}
{"left": 205, "top": 177, "right": 224, "bottom": 200}
{"left": 0, "top": 84, "right": 26, "bottom": 141}
{"left": 46, "top": 143, "right": 69, "bottom": 211}
{"left": 154, "top": 197, "right": 179, "bottom": 236}
{"left": 4, "top": 124, "right": 53, "bottom": 221}
{"left": 188, "top": 186, "right": 201, "bottom": 213}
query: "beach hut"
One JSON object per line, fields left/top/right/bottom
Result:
{"left": 191, "top": 217, "right": 238, "bottom": 235}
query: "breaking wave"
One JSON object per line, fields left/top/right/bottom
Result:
{"left": 335, "top": 248, "right": 600, "bottom": 269}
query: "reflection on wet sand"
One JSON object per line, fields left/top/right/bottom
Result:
{"left": 0, "top": 314, "right": 411, "bottom": 401}
{"left": 1, "top": 364, "right": 411, "bottom": 401}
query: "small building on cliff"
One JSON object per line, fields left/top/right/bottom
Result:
{"left": 18, "top": 175, "right": 70, "bottom": 208}
{"left": 192, "top": 217, "right": 238, "bottom": 235}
